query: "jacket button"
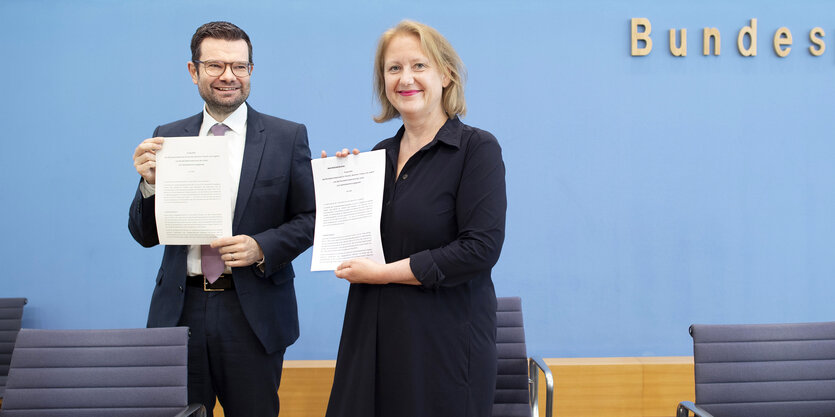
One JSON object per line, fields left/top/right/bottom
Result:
{"left": 178, "top": 286, "right": 184, "bottom": 292}
{"left": 401, "top": 173, "right": 408, "bottom": 180}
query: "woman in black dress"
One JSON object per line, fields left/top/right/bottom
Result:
{"left": 325, "top": 20, "right": 507, "bottom": 417}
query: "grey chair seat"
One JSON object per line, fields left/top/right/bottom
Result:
{"left": 0, "top": 327, "right": 204, "bottom": 417}
{"left": 494, "top": 296, "right": 553, "bottom": 417}
{"left": 677, "top": 321, "right": 835, "bottom": 417}
{"left": 0, "top": 298, "right": 27, "bottom": 400}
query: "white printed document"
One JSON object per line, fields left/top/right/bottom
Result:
{"left": 310, "top": 150, "right": 386, "bottom": 271}
{"left": 155, "top": 137, "right": 233, "bottom": 245}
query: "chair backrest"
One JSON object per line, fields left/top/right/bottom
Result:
{"left": 691, "top": 321, "right": 835, "bottom": 417}
{"left": 494, "top": 296, "right": 530, "bottom": 417}
{"left": 0, "top": 327, "right": 190, "bottom": 417}
{"left": 0, "top": 298, "right": 27, "bottom": 399}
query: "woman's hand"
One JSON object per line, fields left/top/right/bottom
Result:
{"left": 321, "top": 148, "right": 360, "bottom": 158}
{"left": 334, "top": 258, "right": 421, "bottom": 285}
{"left": 335, "top": 258, "right": 387, "bottom": 284}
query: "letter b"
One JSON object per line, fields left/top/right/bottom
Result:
{"left": 632, "top": 18, "right": 652, "bottom": 56}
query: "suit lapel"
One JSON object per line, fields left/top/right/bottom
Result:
{"left": 234, "top": 105, "right": 266, "bottom": 231}
{"left": 180, "top": 113, "right": 202, "bottom": 136}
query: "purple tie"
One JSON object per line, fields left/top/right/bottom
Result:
{"left": 210, "top": 123, "right": 230, "bottom": 137}
{"left": 201, "top": 123, "right": 230, "bottom": 283}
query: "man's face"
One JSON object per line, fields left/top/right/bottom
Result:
{"left": 187, "top": 38, "right": 251, "bottom": 118}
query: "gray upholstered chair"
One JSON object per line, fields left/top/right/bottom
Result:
{"left": 677, "top": 321, "right": 835, "bottom": 417}
{"left": 0, "top": 297, "right": 27, "bottom": 401}
{"left": 0, "top": 327, "right": 204, "bottom": 417}
{"left": 494, "top": 296, "right": 553, "bottom": 417}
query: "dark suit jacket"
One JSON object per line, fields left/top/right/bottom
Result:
{"left": 128, "top": 104, "right": 315, "bottom": 354}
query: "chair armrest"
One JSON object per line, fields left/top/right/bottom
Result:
{"left": 174, "top": 403, "right": 207, "bottom": 417}
{"left": 677, "top": 401, "right": 714, "bottom": 417}
{"left": 528, "top": 356, "right": 554, "bottom": 417}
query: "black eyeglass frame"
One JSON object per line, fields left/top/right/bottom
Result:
{"left": 193, "top": 60, "right": 253, "bottom": 77}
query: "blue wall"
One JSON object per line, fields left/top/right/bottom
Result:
{"left": 2, "top": 0, "right": 834, "bottom": 359}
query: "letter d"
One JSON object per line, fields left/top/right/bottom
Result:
{"left": 737, "top": 18, "right": 757, "bottom": 56}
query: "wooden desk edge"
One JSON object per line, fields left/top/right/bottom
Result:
{"left": 281, "top": 356, "right": 693, "bottom": 369}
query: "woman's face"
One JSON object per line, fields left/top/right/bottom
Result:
{"left": 382, "top": 34, "right": 450, "bottom": 122}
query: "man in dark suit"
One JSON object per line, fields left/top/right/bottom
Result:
{"left": 129, "top": 21, "right": 314, "bottom": 416}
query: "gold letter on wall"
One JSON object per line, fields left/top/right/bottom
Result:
{"left": 738, "top": 18, "right": 758, "bottom": 56}
{"left": 631, "top": 18, "right": 652, "bottom": 56}
{"left": 703, "top": 28, "right": 721, "bottom": 55}
{"left": 669, "top": 29, "right": 687, "bottom": 56}
{"left": 773, "top": 27, "right": 792, "bottom": 57}
{"left": 810, "top": 27, "right": 825, "bottom": 56}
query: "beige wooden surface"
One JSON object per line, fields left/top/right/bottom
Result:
{"left": 547, "top": 357, "right": 644, "bottom": 416}
{"left": 640, "top": 357, "right": 695, "bottom": 417}
{"left": 213, "top": 357, "right": 695, "bottom": 417}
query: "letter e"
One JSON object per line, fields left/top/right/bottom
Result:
{"left": 773, "top": 27, "right": 792, "bottom": 57}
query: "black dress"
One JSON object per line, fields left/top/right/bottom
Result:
{"left": 325, "top": 117, "right": 507, "bottom": 417}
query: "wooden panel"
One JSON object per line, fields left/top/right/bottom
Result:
{"left": 211, "top": 357, "right": 695, "bottom": 417}
{"left": 545, "top": 357, "right": 643, "bottom": 417}
{"left": 279, "top": 360, "right": 336, "bottom": 417}
{"left": 640, "top": 357, "right": 694, "bottom": 417}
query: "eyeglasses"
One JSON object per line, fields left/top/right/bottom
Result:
{"left": 193, "top": 60, "right": 253, "bottom": 77}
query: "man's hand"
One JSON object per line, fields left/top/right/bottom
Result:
{"left": 211, "top": 235, "right": 264, "bottom": 268}
{"left": 133, "top": 137, "right": 164, "bottom": 184}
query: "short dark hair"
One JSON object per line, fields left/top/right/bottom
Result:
{"left": 190, "top": 21, "right": 253, "bottom": 64}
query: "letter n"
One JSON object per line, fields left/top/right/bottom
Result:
{"left": 703, "top": 28, "right": 721, "bottom": 55}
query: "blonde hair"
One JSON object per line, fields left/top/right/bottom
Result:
{"left": 373, "top": 20, "right": 467, "bottom": 123}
